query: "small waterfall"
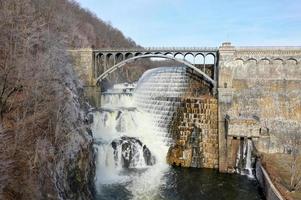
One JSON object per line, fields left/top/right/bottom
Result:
{"left": 111, "top": 136, "right": 155, "bottom": 168}
{"left": 235, "top": 138, "right": 255, "bottom": 178}
{"left": 101, "top": 93, "right": 134, "bottom": 108}
{"left": 92, "top": 107, "right": 157, "bottom": 185}
{"left": 245, "top": 139, "right": 254, "bottom": 176}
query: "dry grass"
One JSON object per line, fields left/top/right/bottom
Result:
{"left": 262, "top": 153, "right": 301, "bottom": 200}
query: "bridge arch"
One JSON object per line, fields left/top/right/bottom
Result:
{"left": 287, "top": 58, "right": 298, "bottom": 64}
{"left": 205, "top": 54, "right": 215, "bottom": 65}
{"left": 106, "top": 53, "right": 114, "bottom": 67}
{"left": 125, "top": 52, "right": 133, "bottom": 59}
{"left": 246, "top": 58, "right": 258, "bottom": 64}
{"left": 184, "top": 53, "right": 195, "bottom": 63}
{"left": 272, "top": 58, "right": 284, "bottom": 64}
{"left": 195, "top": 53, "right": 205, "bottom": 65}
{"left": 115, "top": 53, "right": 123, "bottom": 63}
{"left": 259, "top": 58, "right": 271, "bottom": 64}
{"left": 95, "top": 54, "right": 216, "bottom": 87}
{"left": 165, "top": 52, "right": 174, "bottom": 57}
{"left": 95, "top": 53, "right": 105, "bottom": 76}
{"left": 175, "top": 53, "right": 184, "bottom": 61}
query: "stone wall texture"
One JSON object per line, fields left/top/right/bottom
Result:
{"left": 68, "top": 49, "right": 94, "bottom": 86}
{"left": 167, "top": 96, "right": 218, "bottom": 169}
{"left": 218, "top": 43, "right": 301, "bottom": 172}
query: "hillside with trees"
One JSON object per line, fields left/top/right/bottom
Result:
{"left": 0, "top": 0, "right": 142, "bottom": 199}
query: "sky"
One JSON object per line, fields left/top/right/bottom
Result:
{"left": 75, "top": 0, "right": 301, "bottom": 47}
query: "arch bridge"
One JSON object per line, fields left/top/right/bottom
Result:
{"left": 93, "top": 47, "right": 219, "bottom": 93}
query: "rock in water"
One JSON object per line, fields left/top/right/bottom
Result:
{"left": 143, "top": 145, "right": 156, "bottom": 165}
{"left": 111, "top": 136, "right": 155, "bottom": 168}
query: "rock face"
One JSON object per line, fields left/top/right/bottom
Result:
{"left": 167, "top": 96, "right": 218, "bottom": 169}
{"left": 111, "top": 136, "right": 155, "bottom": 168}
{"left": 0, "top": 70, "right": 95, "bottom": 199}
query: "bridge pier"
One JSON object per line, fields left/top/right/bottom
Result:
{"left": 68, "top": 48, "right": 95, "bottom": 86}
{"left": 217, "top": 43, "right": 236, "bottom": 172}
{"left": 68, "top": 49, "right": 102, "bottom": 107}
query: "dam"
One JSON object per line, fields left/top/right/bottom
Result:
{"left": 69, "top": 42, "right": 301, "bottom": 199}
{"left": 91, "top": 67, "right": 262, "bottom": 199}
{"left": 70, "top": 42, "right": 301, "bottom": 172}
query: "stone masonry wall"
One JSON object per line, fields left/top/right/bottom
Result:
{"left": 68, "top": 49, "right": 94, "bottom": 86}
{"left": 218, "top": 43, "right": 301, "bottom": 172}
{"left": 167, "top": 96, "right": 218, "bottom": 169}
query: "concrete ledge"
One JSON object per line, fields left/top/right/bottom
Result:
{"left": 256, "top": 161, "right": 285, "bottom": 200}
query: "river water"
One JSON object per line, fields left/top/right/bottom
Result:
{"left": 95, "top": 167, "right": 262, "bottom": 200}
{"left": 92, "top": 67, "right": 263, "bottom": 200}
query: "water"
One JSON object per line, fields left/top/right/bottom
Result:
{"left": 95, "top": 167, "right": 263, "bottom": 200}
{"left": 245, "top": 139, "right": 254, "bottom": 176}
{"left": 235, "top": 138, "right": 255, "bottom": 177}
{"left": 92, "top": 67, "right": 262, "bottom": 200}
{"left": 134, "top": 67, "right": 192, "bottom": 137}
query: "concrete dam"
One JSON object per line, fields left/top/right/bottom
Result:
{"left": 69, "top": 42, "right": 301, "bottom": 175}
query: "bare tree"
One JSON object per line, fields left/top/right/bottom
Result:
{"left": 277, "top": 123, "right": 301, "bottom": 191}
{"left": 0, "top": 0, "right": 141, "bottom": 198}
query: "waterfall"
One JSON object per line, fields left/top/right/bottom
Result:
{"left": 245, "top": 139, "right": 254, "bottom": 177}
{"left": 235, "top": 138, "right": 255, "bottom": 178}
{"left": 92, "top": 107, "right": 158, "bottom": 184}
{"left": 92, "top": 67, "right": 195, "bottom": 199}
{"left": 101, "top": 93, "right": 134, "bottom": 108}
{"left": 134, "top": 67, "right": 192, "bottom": 139}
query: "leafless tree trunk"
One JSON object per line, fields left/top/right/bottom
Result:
{"left": 276, "top": 123, "right": 301, "bottom": 191}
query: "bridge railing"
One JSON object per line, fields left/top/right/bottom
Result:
{"left": 93, "top": 47, "right": 219, "bottom": 52}
{"left": 236, "top": 46, "right": 301, "bottom": 50}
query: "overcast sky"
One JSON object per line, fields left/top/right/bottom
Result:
{"left": 75, "top": 0, "right": 301, "bottom": 47}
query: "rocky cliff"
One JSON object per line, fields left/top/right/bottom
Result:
{"left": 0, "top": 0, "right": 141, "bottom": 198}
{"left": 0, "top": 63, "right": 95, "bottom": 199}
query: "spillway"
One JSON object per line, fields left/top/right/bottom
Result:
{"left": 91, "top": 66, "right": 262, "bottom": 200}
{"left": 92, "top": 66, "right": 194, "bottom": 199}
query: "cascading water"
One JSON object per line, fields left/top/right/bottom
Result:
{"left": 235, "top": 138, "right": 255, "bottom": 178}
{"left": 92, "top": 67, "right": 195, "bottom": 199}
{"left": 245, "top": 139, "right": 254, "bottom": 177}
{"left": 134, "top": 67, "right": 193, "bottom": 138}
{"left": 91, "top": 67, "right": 262, "bottom": 200}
